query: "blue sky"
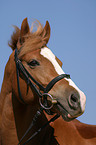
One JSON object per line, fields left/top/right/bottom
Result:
{"left": 0, "top": 0, "right": 96, "bottom": 124}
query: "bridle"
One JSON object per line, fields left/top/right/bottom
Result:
{"left": 14, "top": 47, "right": 70, "bottom": 145}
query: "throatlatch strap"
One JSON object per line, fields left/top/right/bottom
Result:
{"left": 15, "top": 48, "right": 26, "bottom": 104}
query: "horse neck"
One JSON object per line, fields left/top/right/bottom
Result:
{"left": 12, "top": 94, "right": 58, "bottom": 145}
{"left": 0, "top": 52, "right": 15, "bottom": 113}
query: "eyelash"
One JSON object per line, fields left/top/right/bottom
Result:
{"left": 28, "top": 59, "right": 40, "bottom": 67}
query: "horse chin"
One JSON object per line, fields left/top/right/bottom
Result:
{"left": 61, "top": 113, "right": 76, "bottom": 122}
{"left": 55, "top": 103, "right": 76, "bottom": 122}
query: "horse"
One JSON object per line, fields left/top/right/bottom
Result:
{"left": 0, "top": 18, "right": 96, "bottom": 145}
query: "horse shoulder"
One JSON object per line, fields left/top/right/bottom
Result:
{"left": 49, "top": 116, "right": 96, "bottom": 145}
{"left": 48, "top": 116, "right": 81, "bottom": 145}
{"left": 73, "top": 119, "right": 96, "bottom": 139}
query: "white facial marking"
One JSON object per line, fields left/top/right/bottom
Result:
{"left": 40, "top": 47, "right": 86, "bottom": 112}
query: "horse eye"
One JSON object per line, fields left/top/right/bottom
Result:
{"left": 28, "top": 60, "right": 40, "bottom": 67}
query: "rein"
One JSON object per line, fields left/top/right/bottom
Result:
{"left": 14, "top": 47, "right": 70, "bottom": 145}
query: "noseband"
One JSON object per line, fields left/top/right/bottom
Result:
{"left": 14, "top": 47, "right": 70, "bottom": 145}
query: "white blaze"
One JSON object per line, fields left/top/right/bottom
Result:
{"left": 40, "top": 47, "right": 86, "bottom": 112}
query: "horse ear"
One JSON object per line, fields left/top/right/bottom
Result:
{"left": 20, "top": 18, "right": 30, "bottom": 43}
{"left": 42, "top": 21, "right": 50, "bottom": 44}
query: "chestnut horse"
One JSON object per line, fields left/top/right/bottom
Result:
{"left": 0, "top": 18, "right": 96, "bottom": 145}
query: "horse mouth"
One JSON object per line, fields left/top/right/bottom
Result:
{"left": 55, "top": 102, "right": 76, "bottom": 121}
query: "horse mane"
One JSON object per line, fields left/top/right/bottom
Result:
{"left": 8, "top": 26, "right": 20, "bottom": 50}
{"left": 8, "top": 19, "right": 50, "bottom": 57}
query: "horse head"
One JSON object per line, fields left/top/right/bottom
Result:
{"left": 9, "top": 18, "right": 86, "bottom": 122}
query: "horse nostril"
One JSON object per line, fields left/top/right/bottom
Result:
{"left": 71, "top": 94, "right": 78, "bottom": 103}
{"left": 68, "top": 94, "right": 79, "bottom": 110}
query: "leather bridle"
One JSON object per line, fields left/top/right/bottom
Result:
{"left": 14, "top": 47, "right": 70, "bottom": 145}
